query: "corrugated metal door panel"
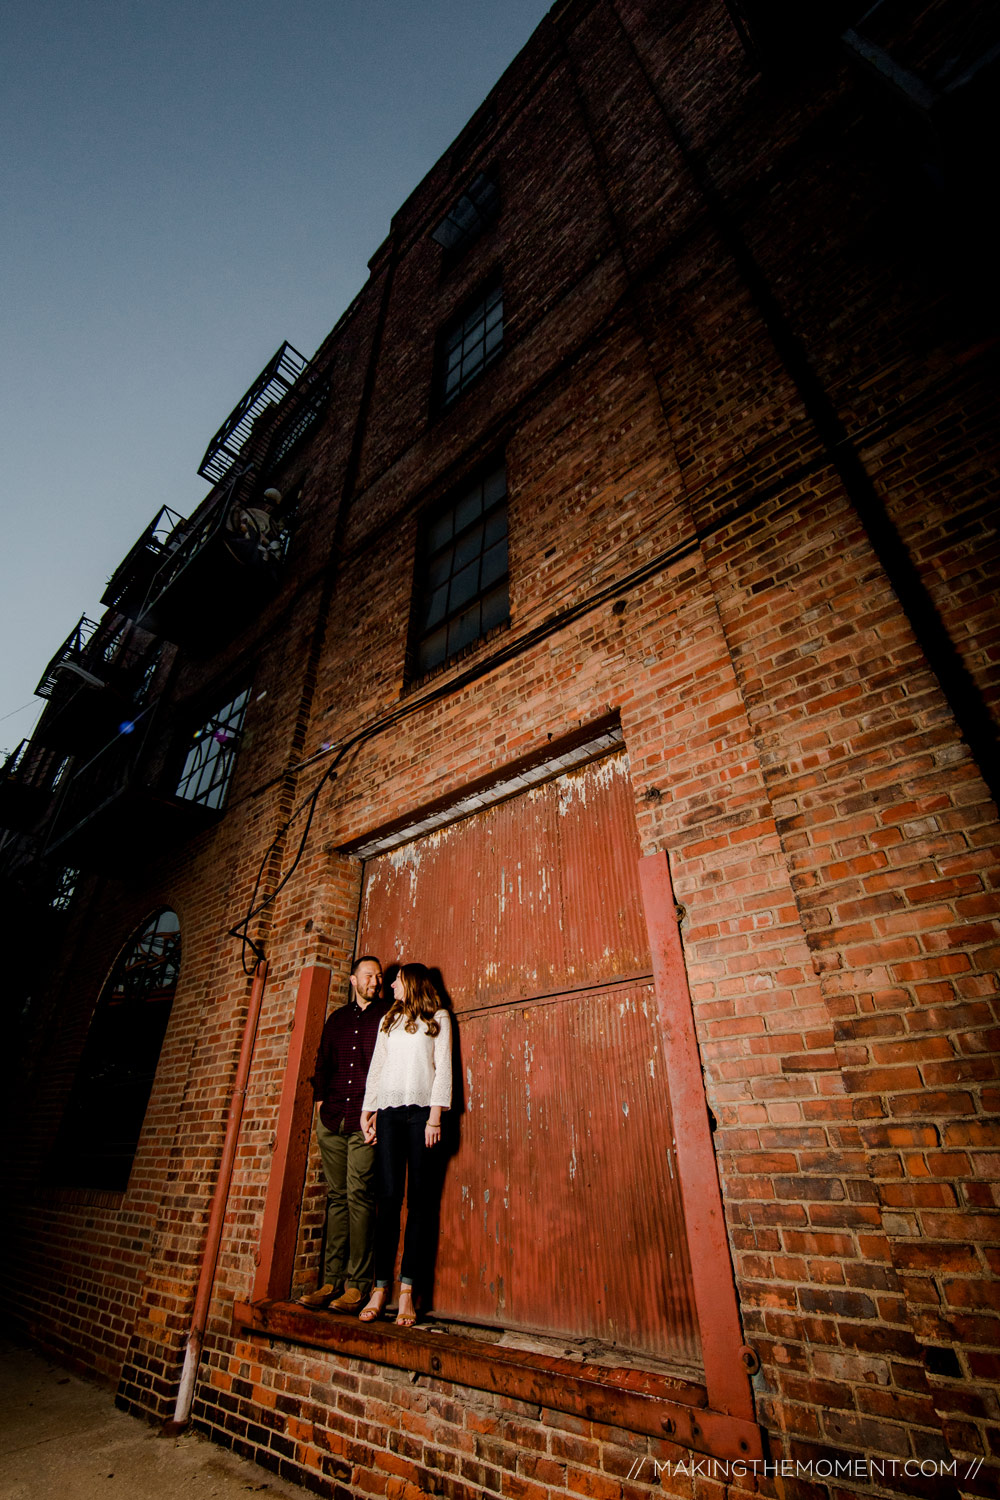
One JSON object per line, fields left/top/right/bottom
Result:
{"left": 358, "top": 755, "right": 651, "bottom": 1009}
{"left": 357, "top": 752, "right": 701, "bottom": 1367}
{"left": 433, "top": 983, "right": 700, "bottom": 1365}
{"left": 554, "top": 758, "right": 653, "bottom": 990}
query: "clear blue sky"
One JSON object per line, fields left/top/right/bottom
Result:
{"left": 1, "top": 0, "right": 552, "bottom": 751}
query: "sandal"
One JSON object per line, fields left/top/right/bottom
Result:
{"left": 395, "top": 1289, "right": 418, "bottom": 1327}
{"left": 359, "top": 1289, "right": 387, "bottom": 1323}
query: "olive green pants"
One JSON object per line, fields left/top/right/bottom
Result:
{"left": 316, "top": 1116, "right": 377, "bottom": 1290}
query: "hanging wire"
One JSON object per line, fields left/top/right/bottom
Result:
{"left": 0, "top": 699, "right": 42, "bottom": 726}
{"left": 228, "top": 744, "right": 349, "bottom": 974}
{"left": 225, "top": 424, "right": 893, "bottom": 976}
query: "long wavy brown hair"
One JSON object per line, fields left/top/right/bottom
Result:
{"left": 382, "top": 962, "right": 443, "bottom": 1036}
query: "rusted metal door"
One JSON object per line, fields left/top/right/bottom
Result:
{"left": 357, "top": 752, "right": 701, "bottom": 1367}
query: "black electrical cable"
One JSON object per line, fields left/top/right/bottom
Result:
{"left": 223, "top": 449, "right": 828, "bottom": 972}
{"left": 228, "top": 748, "right": 345, "bottom": 974}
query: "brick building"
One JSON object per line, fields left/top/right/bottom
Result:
{"left": 2, "top": 2, "right": 998, "bottom": 1497}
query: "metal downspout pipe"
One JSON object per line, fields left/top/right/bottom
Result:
{"left": 163, "top": 958, "right": 269, "bottom": 1434}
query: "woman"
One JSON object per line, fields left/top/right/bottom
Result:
{"left": 359, "top": 963, "right": 452, "bottom": 1326}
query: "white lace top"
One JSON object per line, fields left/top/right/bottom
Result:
{"left": 362, "top": 1009, "right": 452, "bottom": 1112}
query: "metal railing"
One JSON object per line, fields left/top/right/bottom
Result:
{"left": 135, "top": 480, "right": 292, "bottom": 635}
{"left": 1, "top": 738, "right": 65, "bottom": 790}
{"left": 42, "top": 716, "right": 151, "bottom": 854}
{"left": 101, "top": 505, "right": 186, "bottom": 614}
{"left": 34, "top": 616, "right": 101, "bottom": 699}
{"left": 198, "top": 343, "right": 310, "bottom": 485}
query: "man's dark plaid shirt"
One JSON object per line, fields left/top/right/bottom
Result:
{"left": 312, "top": 997, "right": 390, "bottom": 1133}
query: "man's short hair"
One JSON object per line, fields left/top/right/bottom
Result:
{"left": 351, "top": 954, "right": 381, "bottom": 976}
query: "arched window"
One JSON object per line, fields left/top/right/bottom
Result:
{"left": 54, "top": 909, "right": 181, "bottom": 1190}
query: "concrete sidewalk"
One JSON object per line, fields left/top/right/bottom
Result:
{"left": 0, "top": 1334, "right": 311, "bottom": 1500}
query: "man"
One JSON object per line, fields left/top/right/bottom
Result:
{"left": 299, "top": 954, "right": 388, "bottom": 1312}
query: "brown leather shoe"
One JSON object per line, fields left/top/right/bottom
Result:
{"left": 297, "top": 1282, "right": 341, "bottom": 1309}
{"left": 330, "top": 1287, "right": 366, "bottom": 1313}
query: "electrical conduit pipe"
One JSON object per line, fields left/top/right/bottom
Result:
{"left": 163, "top": 959, "right": 269, "bottom": 1433}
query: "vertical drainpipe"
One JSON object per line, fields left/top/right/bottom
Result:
{"left": 162, "top": 958, "right": 269, "bottom": 1434}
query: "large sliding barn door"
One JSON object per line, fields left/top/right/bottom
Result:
{"left": 357, "top": 752, "right": 701, "bottom": 1367}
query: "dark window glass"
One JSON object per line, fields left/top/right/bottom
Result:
{"left": 413, "top": 463, "right": 509, "bottom": 675}
{"left": 52, "top": 909, "right": 181, "bottom": 1190}
{"left": 175, "top": 688, "right": 250, "bottom": 810}
{"left": 97, "top": 624, "right": 127, "bottom": 665}
{"left": 134, "top": 644, "right": 163, "bottom": 705}
{"left": 431, "top": 173, "right": 500, "bottom": 256}
{"left": 440, "top": 282, "right": 503, "bottom": 407}
{"left": 50, "top": 866, "right": 79, "bottom": 911}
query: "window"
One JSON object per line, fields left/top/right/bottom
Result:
{"left": 134, "top": 644, "right": 164, "bottom": 706}
{"left": 50, "top": 866, "right": 79, "bottom": 911}
{"left": 53, "top": 909, "right": 181, "bottom": 1190}
{"left": 724, "top": 0, "right": 862, "bottom": 63}
{"left": 175, "top": 687, "right": 250, "bottom": 809}
{"left": 439, "top": 281, "right": 503, "bottom": 407}
{"left": 412, "top": 462, "right": 509, "bottom": 675}
{"left": 96, "top": 623, "right": 127, "bottom": 666}
{"left": 431, "top": 173, "right": 500, "bottom": 257}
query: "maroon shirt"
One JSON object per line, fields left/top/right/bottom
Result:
{"left": 312, "top": 997, "right": 389, "bottom": 1133}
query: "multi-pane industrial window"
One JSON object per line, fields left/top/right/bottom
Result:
{"left": 175, "top": 687, "right": 250, "bottom": 809}
{"left": 53, "top": 908, "right": 181, "bottom": 1190}
{"left": 50, "top": 866, "right": 80, "bottom": 911}
{"left": 431, "top": 173, "right": 500, "bottom": 258}
{"left": 440, "top": 281, "right": 503, "bottom": 407}
{"left": 413, "top": 463, "right": 509, "bottom": 675}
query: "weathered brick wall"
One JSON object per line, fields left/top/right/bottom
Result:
{"left": 4, "top": 0, "right": 997, "bottom": 1496}
{"left": 1, "top": 578, "right": 335, "bottom": 1381}
{"left": 193, "top": 1335, "right": 706, "bottom": 1500}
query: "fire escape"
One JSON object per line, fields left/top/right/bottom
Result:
{"left": 125, "top": 343, "right": 325, "bottom": 651}
{"left": 6, "top": 611, "right": 165, "bottom": 867}
{"left": 1, "top": 342, "right": 332, "bottom": 873}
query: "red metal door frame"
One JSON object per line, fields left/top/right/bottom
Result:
{"left": 638, "top": 850, "right": 755, "bottom": 1421}
{"left": 252, "top": 964, "right": 331, "bottom": 1303}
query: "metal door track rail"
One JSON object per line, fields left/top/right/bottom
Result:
{"left": 232, "top": 1299, "right": 763, "bottom": 1461}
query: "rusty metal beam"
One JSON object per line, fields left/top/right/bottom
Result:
{"left": 233, "top": 1300, "right": 763, "bottom": 1461}
{"left": 638, "top": 851, "right": 756, "bottom": 1423}
{"left": 251, "top": 964, "right": 331, "bottom": 1303}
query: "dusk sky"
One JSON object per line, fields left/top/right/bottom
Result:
{"left": 1, "top": 0, "right": 553, "bottom": 750}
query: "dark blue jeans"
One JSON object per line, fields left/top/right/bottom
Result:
{"left": 373, "top": 1105, "right": 438, "bottom": 1293}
